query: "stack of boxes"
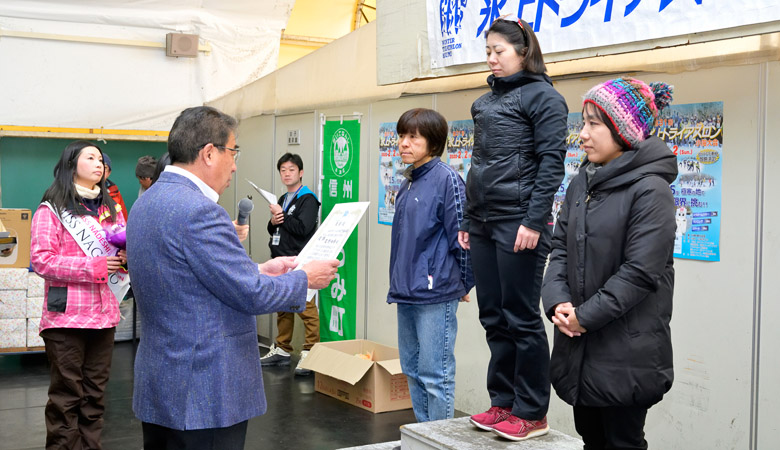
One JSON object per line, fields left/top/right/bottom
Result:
{"left": 0, "top": 269, "right": 45, "bottom": 350}
{"left": 26, "top": 271, "right": 45, "bottom": 348}
{"left": 0, "top": 208, "right": 38, "bottom": 351}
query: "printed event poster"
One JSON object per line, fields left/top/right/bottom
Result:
{"left": 562, "top": 102, "right": 723, "bottom": 262}
{"left": 553, "top": 113, "right": 587, "bottom": 225}
{"left": 378, "top": 122, "right": 405, "bottom": 225}
{"left": 321, "top": 119, "right": 361, "bottom": 340}
{"left": 653, "top": 102, "right": 723, "bottom": 262}
{"left": 378, "top": 120, "right": 474, "bottom": 226}
{"left": 446, "top": 120, "right": 473, "bottom": 182}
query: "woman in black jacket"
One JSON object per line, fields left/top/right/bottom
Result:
{"left": 541, "top": 78, "right": 676, "bottom": 449}
{"left": 460, "top": 15, "right": 567, "bottom": 441}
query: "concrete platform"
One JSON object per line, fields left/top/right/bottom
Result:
{"left": 343, "top": 416, "right": 583, "bottom": 450}
{"left": 339, "top": 441, "right": 401, "bottom": 450}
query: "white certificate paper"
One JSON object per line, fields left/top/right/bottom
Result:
{"left": 295, "top": 201, "right": 370, "bottom": 301}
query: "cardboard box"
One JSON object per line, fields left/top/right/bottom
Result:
{"left": 0, "top": 290, "right": 26, "bottom": 319}
{"left": 0, "top": 318, "right": 27, "bottom": 348}
{"left": 0, "top": 209, "right": 32, "bottom": 269}
{"left": 0, "top": 268, "right": 28, "bottom": 290}
{"left": 26, "top": 318, "right": 44, "bottom": 347}
{"left": 300, "top": 339, "right": 412, "bottom": 413}
{"left": 26, "top": 297, "right": 43, "bottom": 318}
{"left": 27, "top": 272, "right": 45, "bottom": 298}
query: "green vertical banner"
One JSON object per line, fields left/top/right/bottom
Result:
{"left": 320, "top": 119, "right": 361, "bottom": 341}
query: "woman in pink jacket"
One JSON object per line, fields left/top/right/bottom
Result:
{"left": 31, "top": 140, "right": 126, "bottom": 449}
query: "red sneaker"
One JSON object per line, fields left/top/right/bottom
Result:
{"left": 492, "top": 415, "right": 549, "bottom": 441}
{"left": 469, "top": 406, "right": 512, "bottom": 431}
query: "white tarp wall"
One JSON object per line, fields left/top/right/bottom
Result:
{"left": 0, "top": 0, "right": 294, "bottom": 131}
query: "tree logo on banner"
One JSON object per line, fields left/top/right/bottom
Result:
{"left": 330, "top": 128, "right": 354, "bottom": 177}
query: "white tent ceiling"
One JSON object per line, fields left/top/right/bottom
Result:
{"left": 0, "top": 0, "right": 295, "bottom": 131}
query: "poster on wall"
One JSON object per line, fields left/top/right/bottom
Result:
{"left": 446, "top": 119, "right": 474, "bottom": 182}
{"left": 378, "top": 120, "right": 474, "bottom": 226}
{"left": 562, "top": 102, "right": 723, "bottom": 262}
{"left": 378, "top": 122, "right": 406, "bottom": 226}
{"left": 553, "top": 113, "right": 587, "bottom": 226}
{"left": 427, "top": 1, "right": 780, "bottom": 69}
{"left": 653, "top": 101, "right": 723, "bottom": 262}
{"left": 321, "top": 119, "right": 361, "bottom": 340}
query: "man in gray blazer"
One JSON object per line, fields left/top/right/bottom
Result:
{"left": 127, "top": 106, "right": 338, "bottom": 450}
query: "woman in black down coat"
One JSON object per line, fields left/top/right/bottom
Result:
{"left": 460, "top": 15, "right": 567, "bottom": 442}
{"left": 541, "top": 78, "right": 677, "bottom": 449}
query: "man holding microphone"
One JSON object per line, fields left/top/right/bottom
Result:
{"left": 127, "top": 106, "right": 338, "bottom": 450}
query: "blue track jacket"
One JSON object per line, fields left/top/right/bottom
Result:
{"left": 387, "top": 158, "right": 474, "bottom": 304}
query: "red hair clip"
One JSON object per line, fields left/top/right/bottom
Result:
{"left": 494, "top": 14, "right": 527, "bottom": 39}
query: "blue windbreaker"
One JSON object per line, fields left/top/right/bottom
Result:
{"left": 387, "top": 158, "right": 474, "bottom": 304}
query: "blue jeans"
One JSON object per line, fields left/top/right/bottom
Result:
{"left": 397, "top": 300, "right": 459, "bottom": 422}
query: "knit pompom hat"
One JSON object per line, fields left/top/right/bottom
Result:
{"left": 583, "top": 77, "right": 674, "bottom": 149}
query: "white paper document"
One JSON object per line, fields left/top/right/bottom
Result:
{"left": 295, "top": 201, "right": 370, "bottom": 301}
{"left": 246, "top": 179, "right": 277, "bottom": 205}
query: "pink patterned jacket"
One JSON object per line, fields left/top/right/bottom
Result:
{"left": 31, "top": 203, "right": 123, "bottom": 332}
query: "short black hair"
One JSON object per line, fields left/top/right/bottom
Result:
{"left": 151, "top": 152, "right": 171, "bottom": 185}
{"left": 168, "top": 106, "right": 237, "bottom": 164}
{"left": 277, "top": 153, "right": 303, "bottom": 171}
{"left": 135, "top": 155, "right": 157, "bottom": 178}
{"left": 396, "top": 108, "right": 449, "bottom": 158}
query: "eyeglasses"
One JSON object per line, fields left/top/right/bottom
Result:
{"left": 199, "top": 143, "right": 240, "bottom": 162}
{"left": 217, "top": 145, "right": 241, "bottom": 162}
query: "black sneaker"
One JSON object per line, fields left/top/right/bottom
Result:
{"left": 261, "top": 344, "right": 291, "bottom": 366}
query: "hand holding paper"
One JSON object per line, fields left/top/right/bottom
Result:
{"left": 292, "top": 202, "right": 370, "bottom": 301}
{"left": 269, "top": 204, "right": 284, "bottom": 225}
{"left": 258, "top": 256, "right": 297, "bottom": 276}
{"left": 302, "top": 259, "right": 340, "bottom": 289}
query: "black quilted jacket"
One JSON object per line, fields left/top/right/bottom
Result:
{"left": 463, "top": 70, "right": 568, "bottom": 232}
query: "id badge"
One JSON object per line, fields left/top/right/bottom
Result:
{"left": 271, "top": 229, "right": 281, "bottom": 246}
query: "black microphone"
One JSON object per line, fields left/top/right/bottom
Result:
{"left": 237, "top": 198, "right": 254, "bottom": 225}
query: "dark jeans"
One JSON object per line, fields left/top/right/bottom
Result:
{"left": 41, "top": 327, "right": 116, "bottom": 450}
{"left": 142, "top": 421, "right": 248, "bottom": 450}
{"left": 469, "top": 219, "right": 552, "bottom": 420}
{"left": 574, "top": 405, "right": 649, "bottom": 450}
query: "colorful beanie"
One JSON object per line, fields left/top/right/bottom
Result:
{"left": 583, "top": 77, "right": 674, "bottom": 149}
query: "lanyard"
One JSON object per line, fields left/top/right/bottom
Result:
{"left": 282, "top": 186, "right": 302, "bottom": 212}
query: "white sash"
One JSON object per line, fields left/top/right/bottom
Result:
{"left": 42, "top": 202, "right": 131, "bottom": 304}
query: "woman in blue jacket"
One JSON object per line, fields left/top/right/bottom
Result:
{"left": 387, "top": 108, "right": 474, "bottom": 422}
